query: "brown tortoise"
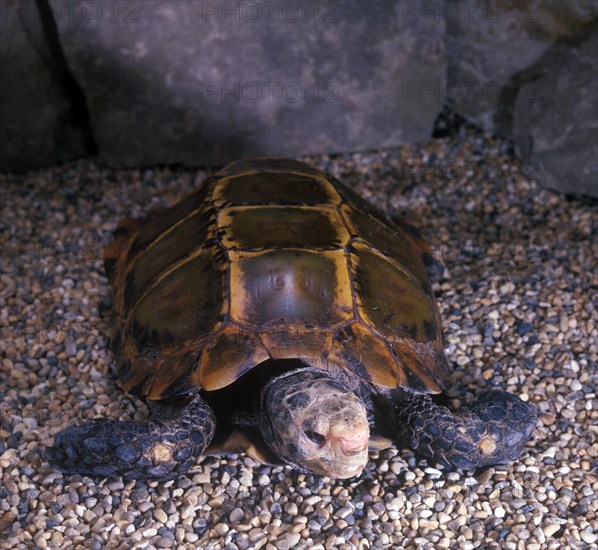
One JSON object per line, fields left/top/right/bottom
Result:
{"left": 47, "top": 158, "right": 537, "bottom": 480}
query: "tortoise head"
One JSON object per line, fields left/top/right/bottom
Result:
{"left": 259, "top": 368, "right": 370, "bottom": 479}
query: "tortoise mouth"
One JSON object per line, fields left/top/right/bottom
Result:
{"left": 306, "top": 443, "right": 369, "bottom": 479}
{"left": 329, "top": 420, "right": 370, "bottom": 454}
{"left": 303, "top": 420, "right": 370, "bottom": 457}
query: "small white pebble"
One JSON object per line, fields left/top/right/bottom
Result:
{"left": 580, "top": 531, "right": 597, "bottom": 545}
{"left": 284, "top": 502, "right": 298, "bottom": 515}
{"left": 214, "top": 523, "right": 229, "bottom": 536}
{"left": 154, "top": 508, "right": 168, "bottom": 523}
{"left": 283, "top": 533, "right": 301, "bottom": 546}
{"left": 336, "top": 505, "right": 353, "bottom": 519}
{"left": 258, "top": 474, "right": 270, "bottom": 486}
{"left": 181, "top": 503, "right": 196, "bottom": 519}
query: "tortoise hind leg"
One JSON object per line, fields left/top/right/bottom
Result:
{"left": 389, "top": 389, "right": 537, "bottom": 470}
{"left": 46, "top": 393, "right": 215, "bottom": 480}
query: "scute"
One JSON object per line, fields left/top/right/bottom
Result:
{"left": 199, "top": 327, "right": 270, "bottom": 391}
{"left": 219, "top": 206, "right": 349, "bottom": 250}
{"left": 389, "top": 342, "right": 449, "bottom": 394}
{"left": 261, "top": 330, "right": 334, "bottom": 360}
{"left": 131, "top": 248, "right": 225, "bottom": 350}
{"left": 106, "top": 157, "right": 450, "bottom": 400}
{"left": 228, "top": 249, "right": 353, "bottom": 329}
{"left": 330, "top": 323, "right": 402, "bottom": 388}
{"left": 350, "top": 241, "right": 436, "bottom": 343}
{"left": 126, "top": 182, "right": 213, "bottom": 264}
{"left": 125, "top": 207, "right": 216, "bottom": 310}
{"left": 145, "top": 350, "right": 202, "bottom": 400}
{"left": 214, "top": 172, "right": 340, "bottom": 206}
{"left": 341, "top": 203, "right": 430, "bottom": 291}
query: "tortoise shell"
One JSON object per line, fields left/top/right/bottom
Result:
{"left": 104, "top": 158, "right": 450, "bottom": 401}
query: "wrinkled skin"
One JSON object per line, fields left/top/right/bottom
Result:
{"left": 258, "top": 369, "right": 370, "bottom": 478}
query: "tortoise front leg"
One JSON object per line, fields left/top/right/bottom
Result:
{"left": 388, "top": 389, "right": 537, "bottom": 470}
{"left": 47, "top": 393, "right": 215, "bottom": 480}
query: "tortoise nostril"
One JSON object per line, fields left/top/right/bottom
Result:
{"left": 304, "top": 430, "right": 327, "bottom": 446}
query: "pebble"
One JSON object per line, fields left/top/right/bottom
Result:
{"left": 258, "top": 474, "right": 270, "bottom": 486}
{"left": 154, "top": 509, "right": 168, "bottom": 523}
{"left": 64, "top": 342, "right": 78, "bottom": 357}
{"left": 336, "top": 505, "right": 353, "bottom": 519}
{"left": 180, "top": 502, "right": 195, "bottom": 520}
{"left": 543, "top": 524, "right": 562, "bottom": 538}
{"left": 283, "top": 502, "right": 298, "bottom": 515}
{"left": 156, "top": 536, "right": 173, "bottom": 548}
{"left": 229, "top": 508, "right": 244, "bottom": 522}
{"left": 580, "top": 531, "right": 597, "bottom": 545}
{"left": 283, "top": 533, "right": 301, "bottom": 546}
{"left": 2, "top": 112, "right": 595, "bottom": 550}
{"left": 214, "top": 523, "right": 229, "bottom": 536}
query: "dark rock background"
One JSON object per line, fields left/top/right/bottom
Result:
{"left": 51, "top": 0, "right": 446, "bottom": 167}
{"left": 0, "top": 0, "right": 95, "bottom": 171}
{"left": 445, "top": 0, "right": 598, "bottom": 136}
{"left": 512, "top": 29, "right": 598, "bottom": 197}
{"left": 0, "top": 0, "right": 596, "bottom": 196}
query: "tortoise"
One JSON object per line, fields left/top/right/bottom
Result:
{"left": 47, "top": 158, "right": 537, "bottom": 481}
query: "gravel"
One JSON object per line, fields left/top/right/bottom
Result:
{"left": 1, "top": 113, "right": 596, "bottom": 549}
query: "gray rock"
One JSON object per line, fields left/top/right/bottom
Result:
{"left": 445, "top": 0, "right": 598, "bottom": 135}
{"left": 512, "top": 30, "right": 598, "bottom": 197}
{"left": 51, "top": 0, "right": 446, "bottom": 167}
{"left": 0, "top": 0, "right": 93, "bottom": 172}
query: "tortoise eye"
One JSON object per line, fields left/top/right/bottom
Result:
{"left": 304, "top": 430, "right": 327, "bottom": 446}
